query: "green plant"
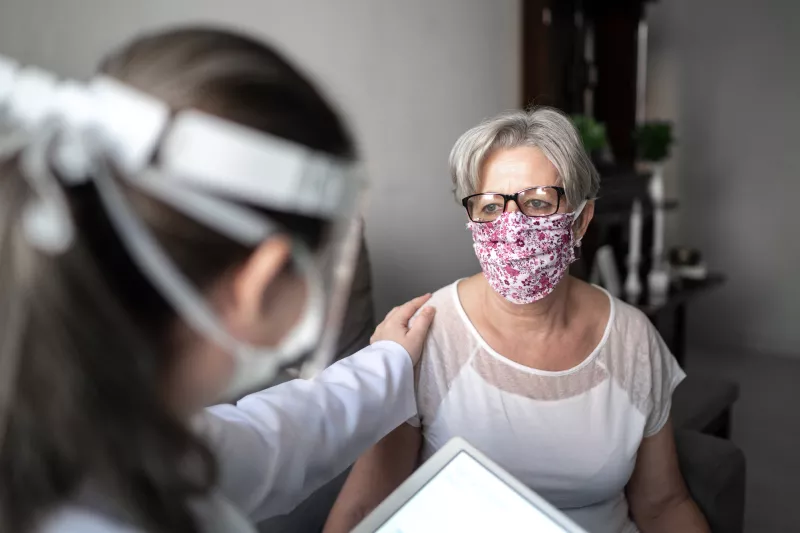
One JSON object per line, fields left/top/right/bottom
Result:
{"left": 571, "top": 115, "right": 607, "bottom": 154}
{"left": 634, "top": 121, "right": 675, "bottom": 162}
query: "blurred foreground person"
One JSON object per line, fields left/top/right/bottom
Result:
{"left": 0, "top": 27, "right": 434, "bottom": 533}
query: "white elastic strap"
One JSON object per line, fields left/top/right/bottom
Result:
{"left": 573, "top": 199, "right": 588, "bottom": 221}
{"left": 50, "top": 82, "right": 99, "bottom": 183}
{"left": 19, "top": 126, "right": 76, "bottom": 254}
{"left": 131, "top": 170, "right": 277, "bottom": 247}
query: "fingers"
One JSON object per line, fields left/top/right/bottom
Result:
{"left": 392, "top": 293, "right": 433, "bottom": 324}
{"left": 407, "top": 306, "right": 435, "bottom": 343}
{"left": 370, "top": 294, "right": 434, "bottom": 348}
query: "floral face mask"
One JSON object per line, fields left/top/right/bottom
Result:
{"left": 468, "top": 202, "right": 586, "bottom": 304}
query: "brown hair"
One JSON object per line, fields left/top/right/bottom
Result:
{"left": 0, "top": 27, "right": 355, "bottom": 533}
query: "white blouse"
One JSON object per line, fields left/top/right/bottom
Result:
{"left": 408, "top": 281, "right": 685, "bottom": 533}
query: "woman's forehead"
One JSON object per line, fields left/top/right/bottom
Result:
{"left": 479, "top": 146, "right": 560, "bottom": 192}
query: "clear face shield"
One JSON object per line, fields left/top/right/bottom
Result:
{"left": 0, "top": 57, "right": 367, "bottom": 403}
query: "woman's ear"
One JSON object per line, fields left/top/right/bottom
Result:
{"left": 574, "top": 200, "right": 595, "bottom": 242}
{"left": 232, "top": 235, "right": 293, "bottom": 324}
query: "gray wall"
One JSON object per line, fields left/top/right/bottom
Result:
{"left": 646, "top": 0, "right": 800, "bottom": 356}
{"left": 0, "top": 0, "right": 519, "bottom": 317}
{"left": 4, "top": 0, "right": 796, "bottom": 356}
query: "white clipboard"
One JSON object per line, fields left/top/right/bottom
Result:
{"left": 351, "top": 437, "right": 589, "bottom": 533}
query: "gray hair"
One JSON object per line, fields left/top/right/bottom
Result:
{"left": 449, "top": 107, "right": 600, "bottom": 209}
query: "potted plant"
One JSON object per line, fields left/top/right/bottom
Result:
{"left": 634, "top": 121, "right": 674, "bottom": 165}
{"left": 571, "top": 114, "right": 608, "bottom": 163}
{"left": 633, "top": 120, "right": 675, "bottom": 203}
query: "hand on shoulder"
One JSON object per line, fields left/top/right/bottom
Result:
{"left": 370, "top": 294, "right": 436, "bottom": 365}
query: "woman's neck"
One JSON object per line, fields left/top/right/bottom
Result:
{"left": 477, "top": 274, "right": 575, "bottom": 337}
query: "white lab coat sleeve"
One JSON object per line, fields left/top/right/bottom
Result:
{"left": 196, "top": 340, "right": 417, "bottom": 523}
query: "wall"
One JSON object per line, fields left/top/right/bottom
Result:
{"left": 646, "top": 0, "right": 800, "bottom": 356}
{"left": 0, "top": 0, "right": 520, "bottom": 317}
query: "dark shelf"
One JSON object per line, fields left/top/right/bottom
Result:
{"left": 635, "top": 273, "right": 726, "bottom": 316}
{"left": 594, "top": 199, "right": 680, "bottom": 223}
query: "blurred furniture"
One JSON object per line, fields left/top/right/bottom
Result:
{"left": 675, "top": 429, "right": 747, "bottom": 533}
{"left": 638, "top": 275, "right": 726, "bottom": 367}
{"left": 673, "top": 375, "right": 744, "bottom": 532}
{"left": 571, "top": 168, "right": 727, "bottom": 371}
{"left": 673, "top": 375, "right": 739, "bottom": 441}
{"left": 522, "top": 0, "right": 658, "bottom": 167}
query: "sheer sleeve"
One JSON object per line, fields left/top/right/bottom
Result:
{"left": 644, "top": 323, "right": 686, "bottom": 437}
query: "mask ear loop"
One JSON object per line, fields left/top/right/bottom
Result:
{"left": 571, "top": 199, "right": 588, "bottom": 260}
{"left": 19, "top": 124, "right": 76, "bottom": 254}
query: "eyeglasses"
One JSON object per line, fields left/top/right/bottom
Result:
{"left": 462, "top": 186, "right": 566, "bottom": 223}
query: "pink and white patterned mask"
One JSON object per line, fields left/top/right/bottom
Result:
{"left": 468, "top": 203, "right": 585, "bottom": 304}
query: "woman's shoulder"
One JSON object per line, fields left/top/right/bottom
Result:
{"left": 419, "top": 278, "right": 465, "bottom": 322}
{"left": 578, "top": 281, "right": 678, "bottom": 380}
{"left": 576, "top": 283, "right": 685, "bottom": 433}
{"left": 425, "top": 279, "right": 461, "bottom": 306}
{"left": 416, "top": 277, "right": 477, "bottom": 350}
{"left": 610, "top": 295, "right": 652, "bottom": 331}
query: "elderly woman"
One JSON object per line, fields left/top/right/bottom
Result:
{"left": 323, "top": 108, "right": 709, "bottom": 533}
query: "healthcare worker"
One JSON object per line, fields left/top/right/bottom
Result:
{"left": 0, "top": 27, "right": 435, "bottom": 533}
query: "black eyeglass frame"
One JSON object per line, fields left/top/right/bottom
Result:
{"left": 461, "top": 186, "right": 567, "bottom": 223}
